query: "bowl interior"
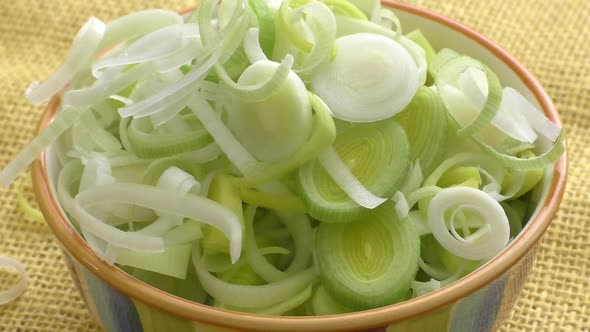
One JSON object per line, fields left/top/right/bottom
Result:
{"left": 33, "top": 1, "right": 567, "bottom": 331}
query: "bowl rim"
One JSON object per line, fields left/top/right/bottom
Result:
{"left": 31, "top": 1, "right": 568, "bottom": 331}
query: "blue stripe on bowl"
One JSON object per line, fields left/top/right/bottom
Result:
{"left": 450, "top": 273, "right": 508, "bottom": 332}
{"left": 79, "top": 264, "right": 144, "bottom": 332}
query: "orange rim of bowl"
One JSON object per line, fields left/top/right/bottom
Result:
{"left": 31, "top": 1, "right": 568, "bottom": 331}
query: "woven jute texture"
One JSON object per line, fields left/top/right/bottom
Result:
{"left": 0, "top": 0, "right": 588, "bottom": 331}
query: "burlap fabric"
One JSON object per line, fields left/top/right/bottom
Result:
{"left": 0, "top": 0, "right": 588, "bottom": 331}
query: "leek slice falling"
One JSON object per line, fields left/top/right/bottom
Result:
{"left": 315, "top": 202, "right": 420, "bottom": 310}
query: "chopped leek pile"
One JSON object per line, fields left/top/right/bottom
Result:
{"left": 0, "top": 0, "right": 564, "bottom": 313}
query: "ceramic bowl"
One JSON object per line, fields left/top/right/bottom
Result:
{"left": 31, "top": 1, "right": 567, "bottom": 331}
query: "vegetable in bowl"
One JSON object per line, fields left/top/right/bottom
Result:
{"left": 0, "top": 0, "right": 564, "bottom": 315}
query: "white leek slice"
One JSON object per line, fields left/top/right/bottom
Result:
{"left": 457, "top": 67, "right": 537, "bottom": 143}
{"left": 70, "top": 200, "right": 165, "bottom": 252}
{"left": 92, "top": 24, "right": 198, "bottom": 78}
{"left": 311, "top": 33, "right": 418, "bottom": 122}
{"left": 25, "top": 18, "right": 106, "bottom": 105}
{"left": 428, "top": 187, "right": 510, "bottom": 260}
{"left": 75, "top": 183, "right": 242, "bottom": 262}
{"left": 243, "top": 28, "right": 269, "bottom": 63}
{"left": 0, "top": 256, "right": 28, "bottom": 306}
{"left": 216, "top": 55, "right": 295, "bottom": 102}
{"left": 0, "top": 106, "right": 81, "bottom": 187}
{"left": 503, "top": 87, "right": 561, "bottom": 142}
{"left": 97, "top": 10, "right": 184, "bottom": 52}
{"left": 291, "top": 2, "right": 337, "bottom": 75}
{"left": 63, "top": 62, "right": 151, "bottom": 107}
{"left": 318, "top": 147, "right": 387, "bottom": 209}
{"left": 226, "top": 59, "right": 312, "bottom": 162}
{"left": 187, "top": 93, "right": 257, "bottom": 174}
{"left": 392, "top": 191, "right": 409, "bottom": 219}
{"left": 117, "top": 50, "right": 220, "bottom": 118}
{"left": 399, "top": 161, "right": 424, "bottom": 196}
{"left": 154, "top": 37, "right": 204, "bottom": 73}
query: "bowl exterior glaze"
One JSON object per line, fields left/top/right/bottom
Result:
{"left": 31, "top": 1, "right": 567, "bottom": 332}
{"left": 57, "top": 244, "right": 536, "bottom": 332}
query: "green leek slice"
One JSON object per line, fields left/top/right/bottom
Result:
{"left": 395, "top": 86, "right": 448, "bottom": 176}
{"left": 315, "top": 202, "right": 420, "bottom": 310}
{"left": 298, "top": 117, "right": 409, "bottom": 223}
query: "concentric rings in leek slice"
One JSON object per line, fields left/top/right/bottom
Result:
{"left": 315, "top": 202, "right": 420, "bottom": 310}
{"left": 395, "top": 86, "right": 448, "bottom": 176}
{"left": 298, "top": 117, "right": 410, "bottom": 223}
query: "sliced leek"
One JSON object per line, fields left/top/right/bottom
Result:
{"left": 298, "top": 117, "right": 409, "bottom": 223}
{"left": 315, "top": 202, "right": 420, "bottom": 309}
{"left": 311, "top": 33, "right": 419, "bottom": 122}
{"left": 2, "top": 0, "right": 565, "bottom": 317}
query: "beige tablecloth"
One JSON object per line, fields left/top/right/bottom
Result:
{"left": 0, "top": 0, "right": 588, "bottom": 331}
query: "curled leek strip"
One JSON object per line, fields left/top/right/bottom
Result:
{"left": 126, "top": 116, "right": 213, "bottom": 159}
{"left": 192, "top": 244, "right": 317, "bottom": 308}
{"left": 74, "top": 183, "right": 243, "bottom": 262}
{"left": 97, "top": 10, "right": 183, "bottom": 53}
{"left": 503, "top": 87, "right": 561, "bottom": 142}
{"left": 278, "top": 0, "right": 314, "bottom": 53}
{"left": 311, "top": 33, "right": 419, "bottom": 122}
{"left": 291, "top": 2, "right": 337, "bottom": 75}
{"left": 428, "top": 187, "right": 510, "bottom": 260}
{"left": 247, "top": 0, "right": 275, "bottom": 58}
{"left": 117, "top": 50, "right": 220, "bottom": 118}
{"left": 0, "top": 256, "right": 28, "bottom": 306}
{"left": 92, "top": 24, "right": 198, "bottom": 78}
{"left": 25, "top": 18, "right": 106, "bottom": 105}
{"left": 435, "top": 58, "right": 503, "bottom": 138}
{"left": 187, "top": 93, "right": 257, "bottom": 175}
{"left": 216, "top": 55, "right": 295, "bottom": 102}
{"left": 457, "top": 67, "right": 537, "bottom": 143}
{"left": 243, "top": 28, "right": 269, "bottom": 64}
{"left": 246, "top": 208, "right": 313, "bottom": 283}
{"left": 315, "top": 202, "right": 420, "bottom": 310}
{"left": 0, "top": 106, "right": 81, "bottom": 187}
{"left": 63, "top": 62, "right": 151, "bottom": 107}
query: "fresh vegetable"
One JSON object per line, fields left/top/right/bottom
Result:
{"left": 0, "top": 0, "right": 564, "bottom": 313}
